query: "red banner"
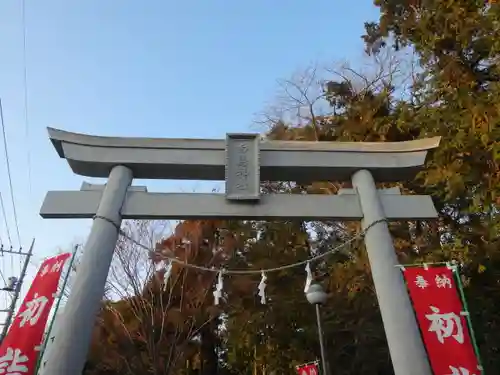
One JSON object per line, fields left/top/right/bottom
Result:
{"left": 403, "top": 265, "right": 480, "bottom": 375}
{"left": 296, "top": 362, "right": 319, "bottom": 375}
{"left": 0, "top": 252, "right": 71, "bottom": 375}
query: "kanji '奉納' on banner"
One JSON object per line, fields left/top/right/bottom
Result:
{"left": 0, "top": 252, "right": 71, "bottom": 375}
{"left": 402, "top": 265, "right": 481, "bottom": 375}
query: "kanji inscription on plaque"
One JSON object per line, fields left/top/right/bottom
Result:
{"left": 225, "top": 133, "right": 260, "bottom": 201}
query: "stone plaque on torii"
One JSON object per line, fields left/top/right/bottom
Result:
{"left": 40, "top": 127, "right": 440, "bottom": 375}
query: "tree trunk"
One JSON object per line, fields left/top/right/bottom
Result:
{"left": 200, "top": 320, "right": 218, "bottom": 375}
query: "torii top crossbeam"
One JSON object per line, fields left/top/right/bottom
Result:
{"left": 47, "top": 127, "right": 440, "bottom": 182}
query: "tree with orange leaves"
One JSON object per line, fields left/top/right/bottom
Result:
{"left": 81, "top": 219, "right": 234, "bottom": 375}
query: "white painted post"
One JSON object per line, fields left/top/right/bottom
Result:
{"left": 352, "top": 169, "right": 432, "bottom": 375}
{"left": 41, "top": 165, "right": 133, "bottom": 375}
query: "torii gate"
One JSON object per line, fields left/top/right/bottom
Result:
{"left": 40, "top": 128, "right": 440, "bottom": 375}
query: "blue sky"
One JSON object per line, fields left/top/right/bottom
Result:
{"left": 0, "top": 0, "right": 380, "bottom": 305}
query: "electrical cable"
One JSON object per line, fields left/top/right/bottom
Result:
{"left": 0, "top": 193, "right": 11, "bottom": 248}
{"left": 0, "top": 268, "right": 6, "bottom": 285}
{"left": 0, "top": 99, "right": 22, "bottom": 247}
{"left": 0, "top": 231, "right": 4, "bottom": 287}
{"left": 118, "top": 218, "right": 386, "bottom": 275}
{"left": 21, "top": 0, "right": 32, "bottom": 205}
{"left": 18, "top": 0, "right": 32, "bottom": 306}
{"left": 0, "top": 192, "right": 11, "bottom": 295}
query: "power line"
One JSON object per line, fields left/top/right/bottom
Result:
{"left": 0, "top": 238, "right": 5, "bottom": 296}
{"left": 0, "top": 191, "right": 12, "bottom": 247}
{"left": 0, "top": 268, "right": 6, "bottom": 285}
{"left": 18, "top": 0, "right": 32, "bottom": 286}
{"left": 0, "top": 6, "right": 29, "bottom": 326}
{"left": 0, "top": 191, "right": 14, "bottom": 288}
{"left": 21, "top": 0, "right": 32, "bottom": 201}
{"left": 0, "top": 99, "right": 22, "bottom": 247}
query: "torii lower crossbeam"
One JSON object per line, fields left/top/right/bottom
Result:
{"left": 41, "top": 189, "right": 437, "bottom": 220}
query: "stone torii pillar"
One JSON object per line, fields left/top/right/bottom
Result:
{"left": 40, "top": 128, "right": 440, "bottom": 375}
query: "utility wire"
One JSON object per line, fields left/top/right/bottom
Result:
{"left": 0, "top": 193, "right": 11, "bottom": 247}
{"left": 21, "top": 0, "right": 32, "bottom": 202}
{"left": 0, "top": 236, "right": 5, "bottom": 290}
{"left": 14, "top": 0, "right": 33, "bottom": 291}
{"left": 119, "top": 218, "right": 387, "bottom": 275}
{"left": 0, "top": 99, "right": 22, "bottom": 247}
{"left": 0, "top": 267, "right": 6, "bottom": 285}
{"left": 0, "top": 191, "right": 12, "bottom": 292}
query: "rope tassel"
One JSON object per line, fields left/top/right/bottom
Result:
{"left": 213, "top": 270, "right": 224, "bottom": 305}
{"left": 162, "top": 261, "right": 173, "bottom": 291}
{"left": 258, "top": 271, "right": 267, "bottom": 304}
{"left": 304, "top": 262, "right": 312, "bottom": 293}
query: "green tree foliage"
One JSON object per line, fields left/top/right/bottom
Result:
{"left": 361, "top": 1, "right": 500, "bottom": 370}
